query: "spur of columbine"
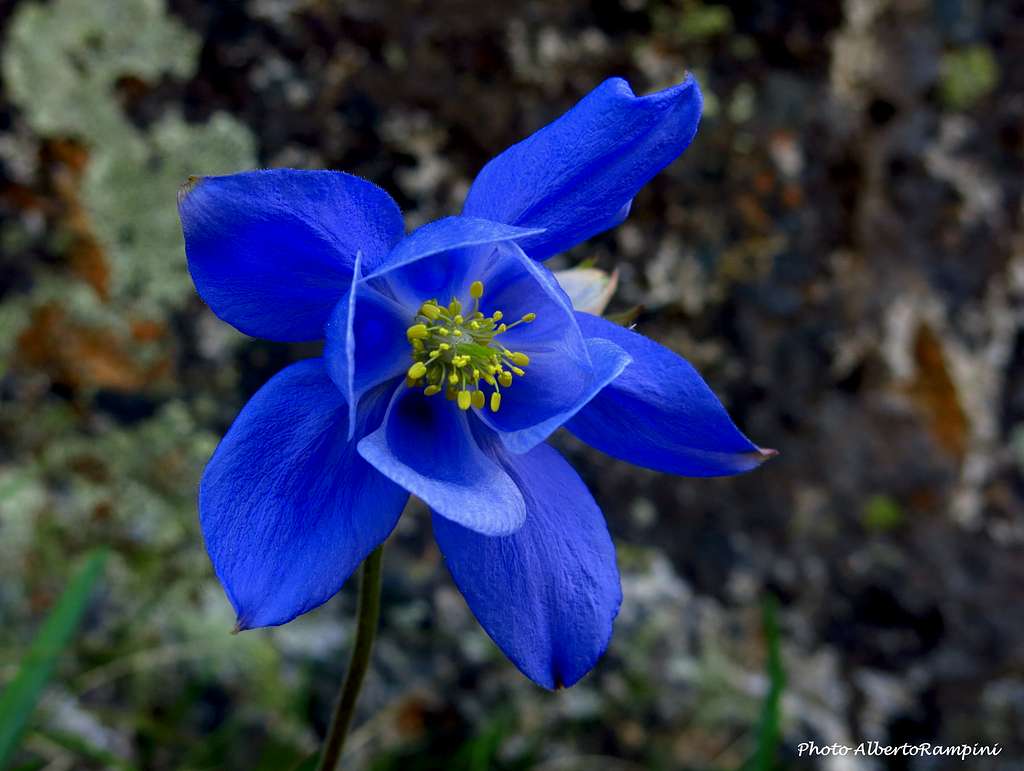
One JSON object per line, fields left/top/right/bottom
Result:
{"left": 178, "top": 74, "right": 774, "bottom": 689}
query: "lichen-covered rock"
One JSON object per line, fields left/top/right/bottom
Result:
{"left": 0, "top": 0, "right": 1021, "bottom": 767}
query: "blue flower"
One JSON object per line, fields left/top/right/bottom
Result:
{"left": 178, "top": 75, "right": 773, "bottom": 689}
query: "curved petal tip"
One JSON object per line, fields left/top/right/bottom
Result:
{"left": 177, "top": 174, "right": 202, "bottom": 205}
{"left": 755, "top": 447, "right": 779, "bottom": 462}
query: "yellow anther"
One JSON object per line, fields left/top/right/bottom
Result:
{"left": 405, "top": 278, "right": 536, "bottom": 409}
{"left": 405, "top": 376, "right": 419, "bottom": 388}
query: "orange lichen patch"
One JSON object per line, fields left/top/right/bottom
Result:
{"left": 393, "top": 695, "right": 429, "bottom": 738}
{"left": 908, "top": 487, "right": 941, "bottom": 513}
{"left": 131, "top": 320, "right": 166, "bottom": 342}
{"left": 0, "top": 181, "right": 48, "bottom": 211}
{"left": 753, "top": 169, "right": 775, "bottom": 194}
{"left": 735, "top": 191, "right": 772, "bottom": 230}
{"left": 17, "top": 304, "right": 171, "bottom": 392}
{"left": 43, "top": 137, "right": 90, "bottom": 173}
{"left": 43, "top": 138, "right": 112, "bottom": 298}
{"left": 904, "top": 323, "right": 969, "bottom": 461}
{"left": 68, "top": 237, "right": 110, "bottom": 300}
{"left": 114, "top": 74, "right": 151, "bottom": 112}
{"left": 781, "top": 183, "right": 804, "bottom": 208}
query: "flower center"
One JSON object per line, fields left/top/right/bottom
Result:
{"left": 405, "top": 280, "right": 536, "bottom": 412}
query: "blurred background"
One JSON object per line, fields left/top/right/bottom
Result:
{"left": 1, "top": 0, "right": 1022, "bottom": 768}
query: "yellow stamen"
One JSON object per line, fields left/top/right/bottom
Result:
{"left": 404, "top": 279, "right": 538, "bottom": 413}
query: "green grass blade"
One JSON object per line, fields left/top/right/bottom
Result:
{"left": 34, "top": 729, "right": 139, "bottom": 771}
{"left": 0, "top": 548, "right": 109, "bottom": 767}
{"left": 745, "top": 595, "right": 786, "bottom": 771}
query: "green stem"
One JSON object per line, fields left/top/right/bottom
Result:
{"left": 316, "top": 545, "right": 384, "bottom": 771}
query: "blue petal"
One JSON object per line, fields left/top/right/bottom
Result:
{"left": 324, "top": 256, "right": 410, "bottom": 438}
{"left": 475, "top": 240, "right": 576, "bottom": 346}
{"left": 357, "top": 387, "right": 526, "bottom": 535}
{"left": 200, "top": 359, "right": 408, "bottom": 629}
{"left": 366, "top": 216, "right": 545, "bottom": 295}
{"left": 179, "top": 169, "right": 404, "bottom": 341}
{"left": 433, "top": 440, "right": 621, "bottom": 689}
{"left": 566, "top": 313, "right": 772, "bottom": 476}
{"left": 462, "top": 76, "right": 702, "bottom": 260}
{"left": 473, "top": 247, "right": 631, "bottom": 452}
{"left": 483, "top": 338, "right": 630, "bottom": 454}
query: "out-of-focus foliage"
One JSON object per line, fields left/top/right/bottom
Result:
{"left": 940, "top": 46, "right": 999, "bottom": 110}
{"left": 0, "top": 549, "right": 107, "bottom": 766}
{"left": 0, "top": 0, "right": 1021, "bottom": 768}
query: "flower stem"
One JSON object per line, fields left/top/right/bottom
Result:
{"left": 316, "top": 545, "right": 384, "bottom": 771}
